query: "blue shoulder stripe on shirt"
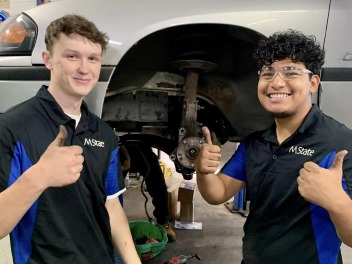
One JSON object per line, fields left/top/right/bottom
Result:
{"left": 9, "top": 142, "right": 38, "bottom": 264}
{"left": 309, "top": 151, "right": 341, "bottom": 264}
{"left": 221, "top": 143, "right": 246, "bottom": 181}
{"left": 105, "top": 147, "right": 120, "bottom": 196}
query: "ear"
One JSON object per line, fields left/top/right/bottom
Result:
{"left": 309, "top": 74, "right": 320, "bottom": 93}
{"left": 42, "top": 51, "right": 52, "bottom": 70}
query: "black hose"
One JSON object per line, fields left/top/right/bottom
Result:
{"left": 138, "top": 148, "right": 153, "bottom": 222}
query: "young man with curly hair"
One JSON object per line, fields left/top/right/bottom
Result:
{"left": 0, "top": 14, "right": 140, "bottom": 263}
{"left": 195, "top": 29, "right": 352, "bottom": 264}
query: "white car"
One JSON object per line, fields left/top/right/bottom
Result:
{"left": 0, "top": 0, "right": 351, "bottom": 178}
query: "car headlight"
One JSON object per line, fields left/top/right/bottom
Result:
{"left": 0, "top": 13, "right": 37, "bottom": 56}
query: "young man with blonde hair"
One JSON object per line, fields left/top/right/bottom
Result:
{"left": 0, "top": 14, "right": 140, "bottom": 264}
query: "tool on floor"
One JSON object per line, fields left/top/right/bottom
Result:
{"left": 164, "top": 253, "right": 201, "bottom": 264}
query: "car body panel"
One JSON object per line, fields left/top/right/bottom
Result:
{"left": 24, "top": 0, "right": 330, "bottom": 66}
{"left": 323, "top": 0, "right": 352, "bottom": 68}
{"left": 317, "top": 1, "right": 352, "bottom": 129}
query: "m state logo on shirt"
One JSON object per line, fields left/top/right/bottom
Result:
{"left": 84, "top": 138, "right": 105, "bottom": 148}
{"left": 289, "top": 145, "right": 314, "bottom": 156}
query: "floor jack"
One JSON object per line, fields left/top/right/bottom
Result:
{"left": 164, "top": 254, "right": 201, "bottom": 264}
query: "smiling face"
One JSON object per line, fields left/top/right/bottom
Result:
{"left": 257, "top": 59, "right": 320, "bottom": 120}
{"left": 42, "top": 33, "right": 103, "bottom": 102}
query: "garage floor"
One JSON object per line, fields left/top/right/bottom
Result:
{"left": 0, "top": 142, "right": 351, "bottom": 264}
{"left": 124, "top": 178, "right": 245, "bottom": 264}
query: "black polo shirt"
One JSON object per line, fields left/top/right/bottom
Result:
{"left": 0, "top": 86, "right": 125, "bottom": 264}
{"left": 222, "top": 105, "right": 352, "bottom": 264}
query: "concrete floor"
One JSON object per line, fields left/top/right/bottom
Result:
{"left": 1, "top": 142, "right": 351, "bottom": 263}
{"left": 124, "top": 180, "right": 245, "bottom": 264}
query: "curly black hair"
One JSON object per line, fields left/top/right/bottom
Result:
{"left": 254, "top": 29, "right": 325, "bottom": 75}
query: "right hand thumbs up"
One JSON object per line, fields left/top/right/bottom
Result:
{"left": 202, "top": 126, "right": 213, "bottom": 145}
{"left": 49, "top": 125, "right": 67, "bottom": 148}
{"left": 195, "top": 126, "right": 221, "bottom": 174}
{"left": 36, "top": 126, "right": 84, "bottom": 188}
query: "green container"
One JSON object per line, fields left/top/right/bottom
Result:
{"left": 129, "top": 220, "right": 168, "bottom": 261}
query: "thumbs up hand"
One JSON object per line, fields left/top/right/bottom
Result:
{"left": 195, "top": 127, "right": 222, "bottom": 175}
{"left": 202, "top": 126, "right": 213, "bottom": 145}
{"left": 35, "top": 125, "right": 84, "bottom": 188}
{"left": 297, "top": 150, "right": 348, "bottom": 210}
{"left": 48, "top": 125, "right": 67, "bottom": 148}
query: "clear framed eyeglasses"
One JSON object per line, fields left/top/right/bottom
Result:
{"left": 258, "top": 66, "right": 313, "bottom": 81}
